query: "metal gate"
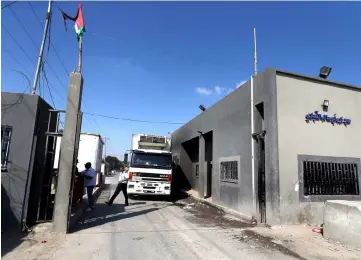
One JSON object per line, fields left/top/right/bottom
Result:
{"left": 36, "top": 109, "right": 83, "bottom": 222}
{"left": 36, "top": 109, "right": 64, "bottom": 222}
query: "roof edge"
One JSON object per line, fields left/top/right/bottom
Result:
{"left": 273, "top": 68, "right": 361, "bottom": 91}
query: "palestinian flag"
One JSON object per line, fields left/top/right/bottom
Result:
{"left": 60, "top": 4, "right": 85, "bottom": 41}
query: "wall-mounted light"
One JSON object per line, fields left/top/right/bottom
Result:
{"left": 199, "top": 105, "right": 206, "bottom": 112}
{"left": 319, "top": 66, "right": 332, "bottom": 79}
{"left": 322, "top": 99, "right": 329, "bottom": 112}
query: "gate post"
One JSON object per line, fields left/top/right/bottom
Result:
{"left": 53, "top": 73, "right": 83, "bottom": 233}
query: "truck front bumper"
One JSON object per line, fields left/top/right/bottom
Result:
{"left": 127, "top": 181, "right": 171, "bottom": 195}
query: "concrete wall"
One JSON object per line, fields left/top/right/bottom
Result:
{"left": 323, "top": 200, "right": 361, "bottom": 247}
{"left": 276, "top": 73, "right": 361, "bottom": 224}
{"left": 253, "top": 69, "right": 281, "bottom": 224}
{"left": 26, "top": 97, "right": 55, "bottom": 223}
{"left": 1, "top": 93, "right": 38, "bottom": 228}
{"left": 172, "top": 80, "right": 255, "bottom": 218}
{"left": 172, "top": 69, "right": 282, "bottom": 224}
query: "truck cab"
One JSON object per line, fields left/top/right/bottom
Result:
{"left": 125, "top": 134, "right": 172, "bottom": 196}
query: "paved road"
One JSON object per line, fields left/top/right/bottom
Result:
{"left": 49, "top": 177, "right": 303, "bottom": 260}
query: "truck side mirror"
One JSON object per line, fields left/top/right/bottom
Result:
{"left": 124, "top": 153, "right": 128, "bottom": 164}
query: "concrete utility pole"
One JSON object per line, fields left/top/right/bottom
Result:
{"left": 31, "top": 0, "right": 52, "bottom": 95}
{"left": 53, "top": 73, "right": 83, "bottom": 233}
{"left": 103, "top": 137, "right": 109, "bottom": 159}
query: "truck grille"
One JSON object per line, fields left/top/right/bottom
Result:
{"left": 137, "top": 172, "right": 168, "bottom": 178}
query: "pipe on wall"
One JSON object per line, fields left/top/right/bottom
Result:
{"left": 250, "top": 75, "right": 256, "bottom": 215}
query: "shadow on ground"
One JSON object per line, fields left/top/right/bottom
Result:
{"left": 70, "top": 184, "right": 172, "bottom": 233}
{"left": 1, "top": 185, "right": 26, "bottom": 257}
{"left": 129, "top": 189, "right": 190, "bottom": 203}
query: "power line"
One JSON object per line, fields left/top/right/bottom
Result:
{"left": 1, "top": 67, "right": 32, "bottom": 115}
{"left": 2, "top": 47, "right": 33, "bottom": 76}
{"left": 8, "top": 6, "right": 39, "bottom": 50}
{"left": 2, "top": 25, "right": 37, "bottom": 67}
{"left": 28, "top": 1, "right": 69, "bottom": 75}
{"left": 6, "top": 2, "right": 101, "bottom": 131}
{"left": 2, "top": 1, "right": 18, "bottom": 10}
{"left": 7, "top": 4, "right": 66, "bottom": 95}
{"left": 83, "top": 112, "right": 185, "bottom": 125}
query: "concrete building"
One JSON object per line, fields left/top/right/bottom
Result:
{"left": 171, "top": 68, "right": 361, "bottom": 225}
{"left": 1, "top": 92, "right": 57, "bottom": 230}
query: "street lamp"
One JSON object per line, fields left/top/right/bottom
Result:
{"left": 319, "top": 66, "right": 332, "bottom": 79}
{"left": 322, "top": 99, "right": 329, "bottom": 112}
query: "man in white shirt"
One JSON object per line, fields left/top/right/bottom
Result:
{"left": 106, "top": 166, "right": 129, "bottom": 206}
{"left": 80, "top": 162, "right": 96, "bottom": 211}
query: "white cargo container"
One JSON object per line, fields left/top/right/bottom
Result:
{"left": 53, "top": 133, "right": 104, "bottom": 188}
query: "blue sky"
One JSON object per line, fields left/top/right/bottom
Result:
{"left": 2, "top": 1, "right": 361, "bottom": 159}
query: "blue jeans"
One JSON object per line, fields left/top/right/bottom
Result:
{"left": 86, "top": 186, "right": 95, "bottom": 208}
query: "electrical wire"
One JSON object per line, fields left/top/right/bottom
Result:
{"left": 2, "top": 25, "right": 37, "bottom": 67}
{"left": 82, "top": 112, "right": 185, "bottom": 125}
{"left": 2, "top": 1, "right": 18, "bottom": 10}
{"left": 6, "top": 2, "right": 109, "bottom": 131}
{"left": 2, "top": 47, "right": 33, "bottom": 77}
{"left": 28, "top": 1, "right": 70, "bottom": 75}
{"left": 42, "top": 63, "right": 65, "bottom": 128}
{"left": 8, "top": 6, "right": 40, "bottom": 50}
{"left": 7, "top": 5, "right": 67, "bottom": 95}
{"left": 1, "top": 67, "right": 32, "bottom": 114}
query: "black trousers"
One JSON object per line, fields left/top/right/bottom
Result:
{"left": 109, "top": 183, "right": 128, "bottom": 204}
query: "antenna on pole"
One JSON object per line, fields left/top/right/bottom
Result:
{"left": 253, "top": 28, "right": 258, "bottom": 76}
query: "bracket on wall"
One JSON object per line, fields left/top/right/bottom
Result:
{"left": 252, "top": 130, "right": 266, "bottom": 140}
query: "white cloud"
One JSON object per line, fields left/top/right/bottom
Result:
{"left": 214, "top": 86, "right": 225, "bottom": 95}
{"left": 227, "top": 88, "right": 234, "bottom": 94}
{"left": 236, "top": 81, "right": 246, "bottom": 89}
{"left": 196, "top": 87, "right": 213, "bottom": 95}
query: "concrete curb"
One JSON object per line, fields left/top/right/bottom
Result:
{"left": 69, "top": 185, "right": 104, "bottom": 229}
{"left": 180, "top": 189, "right": 256, "bottom": 224}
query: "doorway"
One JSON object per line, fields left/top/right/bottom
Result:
{"left": 204, "top": 131, "right": 213, "bottom": 199}
{"left": 253, "top": 131, "right": 266, "bottom": 223}
{"left": 253, "top": 102, "right": 266, "bottom": 223}
{"left": 206, "top": 162, "right": 212, "bottom": 198}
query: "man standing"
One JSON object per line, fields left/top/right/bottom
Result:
{"left": 80, "top": 162, "right": 96, "bottom": 211}
{"left": 106, "top": 166, "right": 129, "bottom": 206}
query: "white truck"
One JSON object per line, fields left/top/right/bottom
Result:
{"left": 125, "top": 134, "right": 172, "bottom": 196}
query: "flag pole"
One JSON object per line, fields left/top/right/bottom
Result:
{"left": 78, "top": 37, "right": 83, "bottom": 74}
{"left": 31, "top": 0, "right": 52, "bottom": 94}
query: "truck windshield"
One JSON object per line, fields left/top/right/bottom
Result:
{"left": 131, "top": 152, "right": 172, "bottom": 169}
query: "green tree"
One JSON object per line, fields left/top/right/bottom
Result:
{"left": 105, "top": 156, "right": 123, "bottom": 171}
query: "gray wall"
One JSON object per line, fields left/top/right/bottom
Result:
{"left": 172, "top": 68, "right": 282, "bottom": 224}
{"left": 1, "top": 93, "right": 38, "bottom": 229}
{"left": 276, "top": 73, "right": 361, "bottom": 224}
{"left": 172, "top": 80, "right": 255, "bottom": 218}
{"left": 27, "top": 97, "right": 55, "bottom": 222}
{"left": 253, "top": 69, "right": 280, "bottom": 224}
